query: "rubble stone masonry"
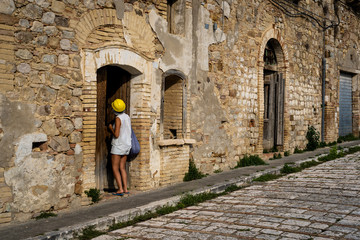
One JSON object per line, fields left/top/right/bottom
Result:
{"left": 0, "top": 0, "right": 359, "bottom": 224}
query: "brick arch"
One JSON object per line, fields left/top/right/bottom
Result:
{"left": 73, "top": 9, "right": 156, "bottom": 59}
{"left": 257, "top": 28, "right": 290, "bottom": 155}
{"left": 74, "top": 9, "right": 122, "bottom": 45}
{"left": 258, "top": 28, "right": 289, "bottom": 68}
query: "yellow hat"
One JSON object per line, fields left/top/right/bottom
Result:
{"left": 111, "top": 99, "right": 126, "bottom": 113}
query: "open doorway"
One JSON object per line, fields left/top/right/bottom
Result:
{"left": 263, "top": 39, "right": 285, "bottom": 151}
{"left": 96, "top": 65, "right": 131, "bottom": 191}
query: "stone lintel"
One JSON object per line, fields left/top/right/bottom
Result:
{"left": 158, "top": 139, "right": 196, "bottom": 147}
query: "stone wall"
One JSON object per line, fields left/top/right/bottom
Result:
{"left": 190, "top": 0, "right": 360, "bottom": 173}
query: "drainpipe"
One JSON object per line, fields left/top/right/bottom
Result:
{"left": 321, "top": 56, "right": 326, "bottom": 143}
{"left": 321, "top": 27, "right": 326, "bottom": 143}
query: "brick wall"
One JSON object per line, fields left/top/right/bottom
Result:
{"left": 0, "top": 14, "right": 15, "bottom": 93}
{"left": 164, "top": 76, "right": 183, "bottom": 139}
{"left": 160, "top": 145, "right": 189, "bottom": 186}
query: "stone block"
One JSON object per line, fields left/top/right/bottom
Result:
{"left": 0, "top": 213, "right": 11, "bottom": 224}
{"left": 49, "top": 136, "right": 70, "bottom": 152}
{"left": 51, "top": 0, "right": 66, "bottom": 13}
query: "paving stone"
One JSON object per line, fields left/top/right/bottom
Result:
{"left": 280, "top": 232, "right": 310, "bottom": 239}
{"left": 256, "top": 234, "right": 279, "bottom": 240}
{"left": 327, "top": 225, "right": 357, "bottom": 233}
{"left": 186, "top": 232, "right": 212, "bottom": 239}
{"left": 345, "top": 232, "right": 360, "bottom": 240}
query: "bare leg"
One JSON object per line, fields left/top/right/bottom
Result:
{"left": 119, "top": 155, "right": 128, "bottom": 193}
{"left": 111, "top": 154, "right": 124, "bottom": 193}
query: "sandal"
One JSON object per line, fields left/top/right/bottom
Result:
{"left": 112, "top": 192, "right": 124, "bottom": 196}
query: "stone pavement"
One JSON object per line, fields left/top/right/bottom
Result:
{"left": 99, "top": 152, "right": 360, "bottom": 240}
{"left": 1, "top": 140, "right": 360, "bottom": 240}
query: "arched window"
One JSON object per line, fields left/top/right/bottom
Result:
{"left": 161, "top": 71, "right": 186, "bottom": 139}
{"left": 167, "top": 0, "right": 185, "bottom": 35}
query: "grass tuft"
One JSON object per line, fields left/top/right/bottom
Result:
{"left": 84, "top": 188, "right": 101, "bottom": 203}
{"left": 235, "top": 155, "right": 266, "bottom": 168}
{"left": 253, "top": 173, "right": 281, "bottom": 182}
{"left": 77, "top": 226, "right": 106, "bottom": 240}
{"left": 183, "top": 159, "right": 206, "bottom": 182}
{"left": 35, "top": 212, "right": 57, "bottom": 220}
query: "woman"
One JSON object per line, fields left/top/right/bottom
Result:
{"left": 108, "top": 99, "right": 131, "bottom": 196}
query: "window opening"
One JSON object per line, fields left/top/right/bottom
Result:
{"left": 163, "top": 75, "right": 183, "bottom": 139}
{"left": 264, "top": 44, "right": 277, "bottom": 66}
{"left": 167, "top": 0, "right": 185, "bottom": 35}
{"left": 32, "top": 141, "right": 47, "bottom": 152}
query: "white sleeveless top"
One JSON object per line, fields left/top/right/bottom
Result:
{"left": 111, "top": 113, "right": 132, "bottom": 153}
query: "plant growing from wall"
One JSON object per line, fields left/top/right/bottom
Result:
{"left": 337, "top": 133, "right": 359, "bottom": 143}
{"left": 306, "top": 125, "right": 320, "bottom": 151}
{"left": 84, "top": 188, "right": 101, "bottom": 203}
{"left": 35, "top": 211, "right": 57, "bottom": 220}
{"left": 183, "top": 159, "right": 206, "bottom": 181}
{"left": 294, "top": 146, "right": 304, "bottom": 153}
{"left": 235, "top": 155, "right": 266, "bottom": 168}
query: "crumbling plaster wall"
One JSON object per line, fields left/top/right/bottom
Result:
{"left": 189, "top": 1, "right": 231, "bottom": 173}
{"left": 0, "top": 94, "right": 37, "bottom": 168}
{"left": 149, "top": 2, "right": 226, "bottom": 180}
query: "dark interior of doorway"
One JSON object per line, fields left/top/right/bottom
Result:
{"left": 96, "top": 65, "right": 131, "bottom": 192}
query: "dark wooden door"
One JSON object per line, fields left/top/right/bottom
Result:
{"left": 263, "top": 71, "right": 284, "bottom": 150}
{"left": 96, "top": 66, "right": 131, "bottom": 190}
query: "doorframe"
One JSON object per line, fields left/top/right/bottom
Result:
{"left": 257, "top": 29, "right": 290, "bottom": 155}
{"left": 81, "top": 47, "right": 151, "bottom": 190}
{"left": 338, "top": 68, "right": 360, "bottom": 138}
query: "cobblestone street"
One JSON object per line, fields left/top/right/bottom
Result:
{"left": 102, "top": 153, "right": 360, "bottom": 240}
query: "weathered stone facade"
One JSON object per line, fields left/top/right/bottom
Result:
{"left": 0, "top": 0, "right": 359, "bottom": 224}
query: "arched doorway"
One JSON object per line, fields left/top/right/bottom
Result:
{"left": 263, "top": 39, "right": 285, "bottom": 151}
{"left": 96, "top": 65, "right": 131, "bottom": 191}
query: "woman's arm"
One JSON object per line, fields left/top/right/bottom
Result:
{"left": 108, "top": 117, "right": 121, "bottom": 138}
{"left": 113, "top": 117, "right": 121, "bottom": 138}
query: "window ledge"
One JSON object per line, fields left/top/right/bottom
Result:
{"left": 158, "top": 139, "right": 196, "bottom": 147}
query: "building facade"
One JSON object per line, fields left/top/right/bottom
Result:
{"left": 0, "top": 0, "right": 359, "bottom": 223}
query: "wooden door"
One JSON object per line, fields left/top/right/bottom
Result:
{"left": 263, "top": 71, "right": 284, "bottom": 150}
{"left": 263, "top": 72, "right": 275, "bottom": 150}
{"left": 96, "top": 66, "right": 131, "bottom": 190}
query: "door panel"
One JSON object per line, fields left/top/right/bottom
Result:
{"left": 263, "top": 72, "right": 275, "bottom": 150}
{"left": 276, "top": 73, "right": 284, "bottom": 146}
{"left": 263, "top": 71, "right": 284, "bottom": 150}
{"left": 96, "top": 66, "right": 131, "bottom": 190}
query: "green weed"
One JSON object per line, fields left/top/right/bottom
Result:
{"left": 306, "top": 126, "right": 320, "bottom": 151}
{"left": 35, "top": 212, "right": 57, "bottom": 220}
{"left": 235, "top": 155, "right": 266, "bottom": 168}
{"left": 77, "top": 226, "right": 106, "bottom": 240}
{"left": 253, "top": 173, "right": 281, "bottom": 182}
{"left": 294, "top": 146, "right": 304, "bottom": 154}
{"left": 84, "top": 188, "right": 101, "bottom": 203}
{"left": 280, "top": 164, "right": 301, "bottom": 174}
{"left": 183, "top": 159, "right": 206, "bottom": 181}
